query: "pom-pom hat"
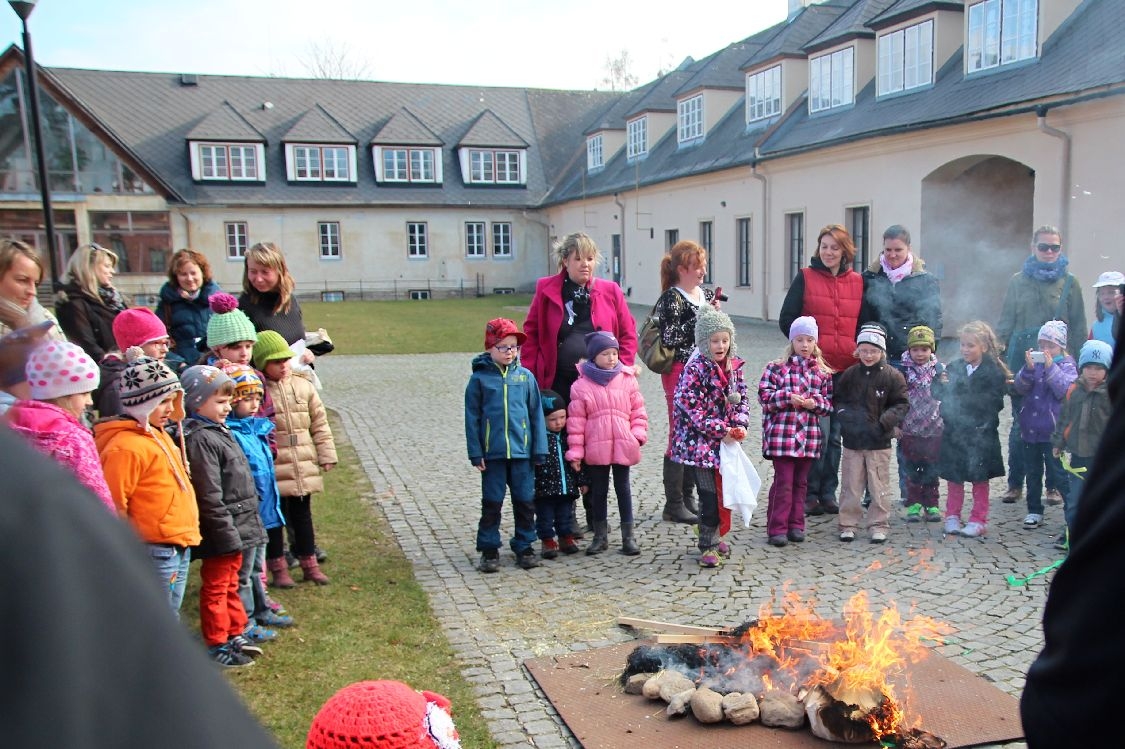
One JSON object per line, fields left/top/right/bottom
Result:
{"left": 112, "top": 308, "right": 169, "bottom": 351}
{"left": 306, "top": 680, "right": 461, "bottom": 749}
{"left": 907, "top": 325, "right": 936, "bottom": 350}
{"left": 223, "top": 363, "right": 264, "bottom": 400}
{"left": 206, "top": 292, "right": 258, "bottom": 350}
{"left": 1037, "top": 319, "right": 1068, "bottom": 349}
{"left": 1078, "top": 340, "right": 1112, "bottom": 370}
{"left": 584, "top": 330, "right": 619, "bottom": 360}
{"left": 694, "top": 305, "right": 737, "bottom": 360}
{"left": 181, "top": 365, "right": 233, "bottom": 414}
{"left": 788, "top": 316, "right": 818, "bottom": 342}
{"left": 253, "top": 330, "right": 297, "bottom": 370}
{"left": 118, "top": 346, "right": 184, "bottom": 430}
{"left": 483, "top": 318, "right": 526, "bottom": 350}
{"left": 26, "top": 340, "right": 100, "bottom": 400}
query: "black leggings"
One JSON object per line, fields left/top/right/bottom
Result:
{"left": 267, "top": 495, "right": 315, "bottom": 558}
{"left": 584, "top": 464, "right": 634, "bottom": 523}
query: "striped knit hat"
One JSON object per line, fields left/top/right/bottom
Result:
{"left": 223, "top": 363, "right": 264, "bottom": 401}
{"left": 119, "top": 346, "right": 183, "bottom": 430}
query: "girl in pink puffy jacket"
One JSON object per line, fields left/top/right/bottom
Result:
{"left": 566, "top": 331, "right": 647, "bottom": 557}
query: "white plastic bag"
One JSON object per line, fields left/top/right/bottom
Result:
{"left": 720, "top": 440, "right": 761, "bottom": 528}
{"left": 287, "top": 339, "right": 323, "bottom": 390}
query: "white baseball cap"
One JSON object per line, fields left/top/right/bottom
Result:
{"left": 1092, "top": 270, "right": 1124, "bottom": 288}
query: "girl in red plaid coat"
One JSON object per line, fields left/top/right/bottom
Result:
{"left": 758, "top": 316, "right": 834, "bottom": 547}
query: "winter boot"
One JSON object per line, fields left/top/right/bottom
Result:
{"left": 620, "top": 522, "right": 640, "bottom": 556}
{"left": 299, "top": 555, "right": 330, "bottom": 585}
{"left": 268, "top": 557, "right": 296, "bottom": 589}
{"left": 582, "top": 496, "right": 594, "bottom": 534}
{"left": 662, "top": 458, "right": 699, "bottom": 524}
{"left": 682, "top": 466, "right": 700, "bottom": 515}
{"left": 569, "top": 500, "right": 585, "bottom": 539}
{"left": 586, "top": 520, "right": 609, "bottom": 555}
{"left": 559, "top": 535, "right": 581, "bottom": 554}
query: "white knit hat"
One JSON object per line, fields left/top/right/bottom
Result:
{"left": 26, "top": 340, "right": 100, "bottom": 400}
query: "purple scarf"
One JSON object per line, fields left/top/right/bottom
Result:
{"left": 581, "top": 360, "right": 623, "bottom": 386}
{"left": 1022, "top": 254, "right": 1069, "bottom": 283}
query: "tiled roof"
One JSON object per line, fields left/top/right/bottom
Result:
{"left": 741, "top": 2, "right": 852, "bottom": 69}
{"left": 624, "top": 69, "right": 700, "bottom": 117}
{"left": 803, "top": 0, "right": 899, "bottom": 52}
{"left": 185, "top": 101, "right": 264, "bottom": 142}
{"left": 280, "top": 104, "right": 356, "bottom": 144}
{"left": 457, "top": 109, "right": 529, "bottom": 148}
{"left": 867, "top": 0, "right": 964, "bottom": 30}
{"left": 369, "top": 108, "right": 443, "bottom": 146}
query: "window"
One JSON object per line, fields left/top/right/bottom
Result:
{"left": 290, "top": 145, "right": 352, "bottom": 182}
{"left": 699, "top": 221, "right": 713, "bottom": 283}
{"left": 847, "top": 207, "right": 870, "bottom": 272}
{"left": 197, "top": 143, "right": 260, "bottom": 180}
{"left": 736, "top": 217, "right": 752, "bottom": 287}
{"left": 318, "top": 222, "right": 341, "bottom": 260}
{"left": 785, "top": 212, "right": 804, "bottom": 285}
{"left": 878, "top": 21, "right": 933, "bottom": 94}
{"left": 678, "top": 95, "right": 704, "bottom": 142}
{"left": 968, "top": 0, "right": 1037, "bottom": 72}
{"left": 381, "top": 148, "right": 436, "bottom": 183}
{"left": 587, "top": 134, "right": 604, "bottom": 170}
{"left": 747, "top": 65, "right": 782, "bottom": 122}
{"left": 809, "top": 47, "right": 855, "bottom": 112}
{"left": 88, "top": 211, "right": 172, "bottom": 274}
{"left": 407, "top": 222, "right": 428, "bottom": 259}
{"left": 225, "top": 222, "right": 248, "bottom": 260}
{"left": 492, "top": 222, "right": 513, "bottom": 258}
{"left": 468, "top": 149, "right": 521, "bottom": 184}
{"left": 627, "top": 117, "right": 647, "bottom": 158}
{"left": 466, "top": 222, "right": 485, "bottom": 258}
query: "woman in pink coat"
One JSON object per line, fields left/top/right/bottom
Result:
{"left": 565, "top": 331, "right": 647, "bottom": 557}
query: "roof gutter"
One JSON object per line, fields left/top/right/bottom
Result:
{"left": 1036, "top": 105, "right": 1071, "bottom": 240}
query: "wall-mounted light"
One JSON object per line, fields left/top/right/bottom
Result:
{"left": 721, "top": 200, "right": 727, "bottom": 208}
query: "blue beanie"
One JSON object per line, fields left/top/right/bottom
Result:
{"left": 1078, "top": 340, "right": 1112, "bottom": 370}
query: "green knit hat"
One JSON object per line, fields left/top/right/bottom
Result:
{"left": 206, "top": 292, "right": 258, "bottom": 350}
{"left": 252, "top": 330, "right": 296, "bottom": 370}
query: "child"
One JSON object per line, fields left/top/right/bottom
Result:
{"left": 758, "top": 316, "right": 833, "bottom": 547}
{"left": 1052, "top": 340, "right": 1113, "bottom": 549}
{"left": 254, "top": 330, "right": 337, "bottom": 583}
{"left": 94, "top": 347, "right": 199, "bottom": 615}
{"left": 0, "top": 319, "right": 55, "bottom": 416}
{"left": 835, "top": 324, "right": 908, "bottom": 543}
{"left": 6, "top": 340, "right": 115, "bottom": 511}
{"left": 932, "top": 321, "right": 1010, "bottom": 538}
{"left": 899, "top": 325, "right": 945, "bottom": 523}
{"left": 1089, "top": 271, "right": 1123, "bottom": 346}
{"left": 534, "top": 389, "right": 584, "bottom": 558}
{"left": 223, "top": 363, "right": 295, "bottom": 636}
{"left": 98, "top": 307, "right": 173, "bottom": 417}
{"left": 565, "top": 331, "right": 648, "bottom": 556}
{"left": 1013, "top": 319, "right": 1078, "bottom": 529}
{"left": 464, "top": 318, "right": 547, "bottom": 572}
{"left": 180, "top": 364, "right": 268, "bottom": 668}
{"left": 307, "top": 680, "right": 461, "bottom": 749}
{"left": 670, "top": 306, "right": 750, "bottom": 568}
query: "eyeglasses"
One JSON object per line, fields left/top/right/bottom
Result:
{"left": 1036, "top": 243, "right": 1062, "bottom": 253}
{"left": 494, "top": 345, "right": 520, "bottom": 353}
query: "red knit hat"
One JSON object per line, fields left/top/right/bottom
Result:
{"left": 306, "top": 681, "right": 461, "bottom": 749}
{"left": 484, "top": 318, "right": 526, "bottom": 350}
{"left": 112, "top": 307, "right": 169, "bottom": 350}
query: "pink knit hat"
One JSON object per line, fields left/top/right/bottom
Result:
{"left": 26, "top": 340, "right": 100, "bottom": 400}
{"left": 306, "top": 680, "right": 461, "bottom": 749}
{"left": 112, "top": 307, "right": 169, "bottom": 350}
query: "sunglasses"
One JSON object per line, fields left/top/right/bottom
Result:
{"left": 1036, "top": 243, "right": 1062, "bottom": 253}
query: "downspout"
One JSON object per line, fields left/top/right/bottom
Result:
{"left": 521, "top": 210, "right": 552, "bottom": 275}
{"left": 614, "top": 192, "right": 627, "bottom": 293}
{"left": 1036, "top": 105, "right": 1071, "bottom": 240}
{"left": 750, "top": 149, "right": 770, "bottom": 321}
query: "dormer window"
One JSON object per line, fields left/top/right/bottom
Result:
{"left": 467, "top": 149, "right": 522, "bottom": 184}
{"left": 809, "top": 47, "right": 855, "bottom": 113}
{"left": 627, "top": 117, "right": 647, "bottom": 159}
{"left": 192, "top": 142, "right": 264, "bottom": 181}
{"left": 285, "top": 144, "right": 356, "bottom": 182}
{"left": 878, "top": 20, "right": 934, "bottom": 95}
{"left": 677, "top": 95, "right": 704, "bottom": 143}
{"left": 967, "top": 0, "right": 1037, "bottom": 73}
{"left": 372, "top": 147, "right": 442, "bottom": 184}
{"left": 747, "top": 65, "right": 782, "bottom": 123}
{"left": 587, "top": 134, "right": 604, "bottom": 170}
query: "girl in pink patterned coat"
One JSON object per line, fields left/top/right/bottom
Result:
{"left": 758, "top": 316, "right": 833, "bottom": 548}
{"left": 566, "top": 331, "right": 647, "bottom": 557}
{"left": 6, "top": 340, "right": 115, "bottom": 511}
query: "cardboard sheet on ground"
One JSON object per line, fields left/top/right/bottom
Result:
{"left": 525, "top": 640, "right": 1023, "bottom": 748}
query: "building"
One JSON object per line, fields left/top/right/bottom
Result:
{"left": 2, "top": 0, "right": 1122, "bottom": 327}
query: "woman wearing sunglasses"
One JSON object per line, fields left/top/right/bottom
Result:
{"left": 54, "top": 243, "right": 127, "bottom": 362}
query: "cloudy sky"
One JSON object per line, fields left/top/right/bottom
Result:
{"left": 2, "top": 0, "right": 791, "bottom": 89}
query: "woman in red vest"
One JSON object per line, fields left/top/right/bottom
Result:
{"left": 778, "top": 224, "right": 866, "bottom": 516}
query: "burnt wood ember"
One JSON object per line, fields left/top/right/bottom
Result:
{"left": 889, "top": 728, "right": 947, "bottom": 749}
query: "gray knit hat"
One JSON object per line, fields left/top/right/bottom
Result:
{"left": 119, "top": 346, "right": 184, "bottom": 430}
{"left": 181, "top": 365, "right": 234, "bottom": 414}
{"left": 694, "top": 305, "right": 737, "bottom": 360}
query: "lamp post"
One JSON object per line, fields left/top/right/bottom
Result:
{"left": 9, "top": 0, "right": 60, "bottom": 289}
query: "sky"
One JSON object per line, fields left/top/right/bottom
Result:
{"left": 1, "top": 0, "right": 793, "bottom": 90}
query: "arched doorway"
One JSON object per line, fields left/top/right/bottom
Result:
{"left": 920, "top": 155, "right": 1034, "bottom": 335}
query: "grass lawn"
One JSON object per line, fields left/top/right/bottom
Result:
{"left": 302, "top": 294, "right": 533, "bottom": 355}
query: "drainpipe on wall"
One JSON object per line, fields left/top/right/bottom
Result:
{"left": 750, "top": 150, "right": 770, "bottom": 321}
{"left": 176, "top": 209, "right": 193, "bottom": 250}
{"left": 521, "top": 209, "right": 552, "bottom": 275}
{"left": 613, "top": 192, "right": 627, "bottom": 293}
{"left": 1035, "top": 105, "right": 1071, "bottom": 240}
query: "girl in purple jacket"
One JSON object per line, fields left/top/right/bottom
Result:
{"left": 758, "top": 316, "right": 833, "bottom": 548}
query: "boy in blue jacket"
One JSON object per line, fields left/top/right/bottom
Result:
{"left": 465, "top": 318, "right": 548, "bottom": 572}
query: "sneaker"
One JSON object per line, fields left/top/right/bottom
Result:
{"left": 960, "top": 521, "right": 986, "bottom": 538}
{"left": 243, "top": 624, "right": 278, "bottom": 643}
{"left": 266, "top": 597, "right": 286, "bottom": 615}
{"left": 1044, "top": 489, "right": 1063, "bottom": 506}
{"left": 284, "top": 550, "right": 299, "bottom": 569}
{"left": 559, "top": 536, "right": 581, "bottom": 555}
{"left": 256, "top": 610, "right": 294, "bottom": 629}
{"left": 787, "top": 528, "right": 805, "bottom": 543}
{"left": 1023, "top": 513, "right": 1043, "bottom": 529}
{"left": 925, "top": 507, "right": 942, "bottom": 523}
{"left": 870, "top": 530, "right": 887, "bottom": 544}
{"left": 905, "top": 503, "right": 923, "bottom": 522}
{"left": 944, "top": 516, "right": 962, "bottom": 535}
{"left": 479, "top": 550, "right": 500, "bottom": 573}
{"left": 716, "top": 540, "right": 732, "bottom": 558}
{"left": 516, "top": 548, "right": 540, "bottom": 569}
{"left": 699, "top": 549, "right": 722, "bottom": 568}
{"left": 1053, "top": 533, "right": 1069, "bottom": 551}
{"left": 209, "top": 643, "right": 254, "bottom": 668}
{"left": 767, "top": 535, "right": 789, "bottom": 547}
{"left": 839, "top": 530, "right": 856, "bottom": 542}
{"left": 1001, "top": 486, "right": 1022, "bottom": 504}
{"left": 227, "top": 634, "right": 263, "bottom": 657}
{"left": 541, "top": 538, "right": 560, "bottom": 560}
{"left": 314, "top": 545, "right": 328, "bottom": 563}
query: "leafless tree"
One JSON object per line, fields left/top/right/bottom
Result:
{"left": 601, "top": 50, "right": 639, "bottom": 91}
{"left": 300, "top": 41, "right": 373, "bottom": 80}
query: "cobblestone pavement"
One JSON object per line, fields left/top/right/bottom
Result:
{"left": 317, "top": 315, "right": 1052, "bottom": 749}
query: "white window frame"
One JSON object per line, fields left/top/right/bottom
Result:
{"left": 809, "top": 47, "right": 855, "bottom": 113}
{"left": 967, "top": 0, "right": 1037, "bottom": 73}
{"left": 677, "top": 95, "right": 704, "bottom": 143}
{"left": 318, "top": 221, "right": 341, "bottom": 260}
{"left": 192, "top": 143, "right": 264, "bottom": 181}
{"left": 586, "top": 134, "right": 604, "bottom": 170}
{"left": 466, "top": 149, "right": 523, "bottom": 185}
{"left": 466, "top": 222, "right": 486, "bottom": 258}
{"left": 407, "top": 222, "right": 428, "bottom": 259}
{"left": 492, "top": 222, "right": 513, "bottom": 258}
{"left": 627, "top": 117, "right": 647, "bottom": 158}
{"left": 224, "top": 221, "right": 248, "bottom": 260}
{"left": 287, "top": 144, "right": 355, "bottom": 182}
{"left": 373, "top": 146, "right": 441, "bottom": 183}
{"left": 747, "top": 65, "right": 782, "bottom": 122}
{"left": 878, "top": 20, "right": 933, "bottom": 95}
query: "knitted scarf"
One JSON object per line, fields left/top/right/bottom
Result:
{"left": 1021, "top": 254, "right": 1069, "bottom": 283}
{"left": 880, "top": 253, "right": 914, "bottom": 285}
{"left": 580, "top": 360, "right": 622, "bottom": 386}
{"left": 98, "top": 284, "right": 127, "bottom": 312}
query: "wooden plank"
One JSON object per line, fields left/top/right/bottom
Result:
{"left": 654, "top": 634, "right": 738, "bottom": 644}
{"left": 616, "top": 616, "right": 727, "bottom": 635}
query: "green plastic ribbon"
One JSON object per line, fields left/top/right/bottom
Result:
{"left": 1060, "top": 453, "right": 1087, "bottom": 480}
{"left": 1006, "top": 559, "right": 1064, "bottom": 587}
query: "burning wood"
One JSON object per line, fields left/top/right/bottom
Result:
{"left": 619, "top": 591, "right": 952, "bottom": 746}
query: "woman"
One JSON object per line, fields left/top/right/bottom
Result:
{"left": 0, "top": 239, "right": 64, "bottom": 338}
{"left": 156, "top": 249, "right": 221, "bottom": 367}
{"left": 54, "top": 243, "right": 126, "bottom": 361}
{"left": 651, "top": 240, "right": 717, "bottom": 524}
{"left": 861, "top": 225, "right": 942, "bottom": 366}
{"left": 778, "top": 224, "right": 864, "bottom": 515}
{"left": 238, "top": 242, "right": 306, "bottom": 346}
{"left": 522, "top": 232, "right": 637, "bottom": 400}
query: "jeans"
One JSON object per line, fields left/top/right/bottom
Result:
{"left": 477, "top": 458, "right": 537, "bottom": 553}
{"left": 1023, "top": 441, "right": 1066, "bottom": 515}
{"left": 534, "top": 495, "right": 576, "bottom": 539}
{"left": 1006, "top": 394, "right": 1025, "bottom": 490}
{"left": 147, "top": 543, "right": 191, "bottom": 618}
{"left": 1065, "top": 455, "right": 1094, "bottom": 535}
{"left": 238, "top": 544, "right": 269, "bottom": 624}
{"left": 806, "top": 408, "right": 842, "bottom": 501}
{"left": 584, "top": 464, "right": 634, "bottom": 524}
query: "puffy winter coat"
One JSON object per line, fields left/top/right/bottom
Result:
{"left": 464, "top": 353, "right": 547, "bottom": 465}
{"left": 778, "top": 257, "right": 865, "bottom": 373}
{"left": 54, "top": 282, "right": 122, "bottom": 362}
{"left": 899, "top": 352, "right": 944, "bottom": 438}
{"left": 758, "top": 355, "right": 833, "bottom": 459}
{"left": 1052, "top": 378, "right": 1111, "bottom": 458}
{"left": 227, "top": 413, "right": 285, "bottom": 530}
{"left": 6, "top": 399, "right": 115, "bottom": 511}
{"left": 182, "top": 417, "right": 266, "bottom": 558}
{"left": 835, "top": 360, "right": 909, "bottom": 451}
{"left": 565, "top": 367, "right": 647, "bottom": 466}
{"left": 1013, "top": 355, "right": 1078, "bottom": 443}
{"left": 156, "top": 280, "right": 220, "bottom": 363}
{"left": 861, "top": 257, "right": 943, "bottom": 360}
{"left": 933, "top": 356, "right": 1007, "bottom": 483}
{"left": 670, "top": 354, "right": 751, "bottom": 468}
{"left": 267, "top": 373, "right": 337, "bottom": 496}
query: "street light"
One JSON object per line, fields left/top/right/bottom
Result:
{"left": 9, "top": 0, "right": 60, "bottom": 289}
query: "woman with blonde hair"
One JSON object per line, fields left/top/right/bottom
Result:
{"left": 0, "top": 238, "right": 64, "bottom": 339}
{"left": 238, "top": 242, "right": 304, "bottom": 345}
{"left": 54, "top": 242, "right": 126, "bottom": 361}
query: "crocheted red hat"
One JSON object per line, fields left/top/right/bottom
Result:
{"left": 306, "top": 680, "right": 461, "bottom": 749}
